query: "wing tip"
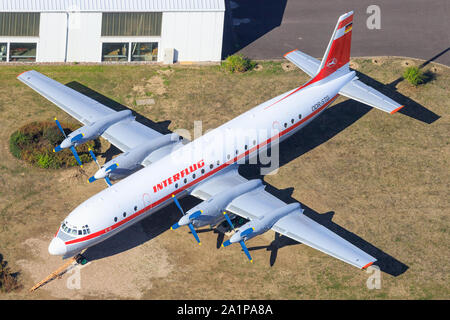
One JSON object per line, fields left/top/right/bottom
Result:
{"left": 17, "top": 70, "right": 30, "bottom": 78}
{"left": 390, "top": 105, "right": 404, "bottom": 115}
{"left": 283, "top": 49, "right": 298, "bottom": 57}
{"left": 361, "top": 261, "right": 375, "bottom": 270}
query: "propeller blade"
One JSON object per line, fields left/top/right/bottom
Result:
{"left": 239, "top": 240, "right": 253, "bottom": 263}
{"left": 88, "top": 148, "right": 100, "bottom": 168}
{"left": 105, "top": 163, "right": 118, "bottom": 173}
{"left": 104, "top": 176, "right": 112, "bottom": 187}
{"left": 71, "top": 133, "right": 84, "bottom": 143}
{"left": 240, "top": 227, "right": 254, "bottom": 238}
{"left": 53, "top": 145, "right": 62, "bottom": 153}
{"left": 171, "top": 195, "right": 185, "bottom": 215}
{"left": 188, "top": 223, "right": 201, "bottom": 245}
{"left": 222, "top": 240, "right": 232, "bottom": 247}
{"left": 54, "top": 118, "right": 67, "bottom": 138}
{"left": 88, "top": 176, "right": 97, "bottom": 184}
{"left": 223, "top": 212, "right": 235, "bottom": 229}
{"left": 70, "top": 146, "right": 83, "bottom": 168}
{"left": 171, "top": 222, "right": 180, "bottom": 230}
{"left": 188, "top": 210, "right": 202, "bottom": 220}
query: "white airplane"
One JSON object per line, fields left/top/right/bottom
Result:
{"left": 18, "top": 12, "right": 403, "bottom": 269}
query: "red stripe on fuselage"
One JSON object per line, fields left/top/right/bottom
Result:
{"left": 64, "top": 94, "right": 339, "bottom": 246}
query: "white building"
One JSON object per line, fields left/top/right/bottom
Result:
{"left": 0, "top": 0, "right": 225, "bottom": 63}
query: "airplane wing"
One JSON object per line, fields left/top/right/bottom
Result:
{"left": 17, "top": 70, "right": 162, "bottom": 152}
{"left": 190, "top": 167, "right": 376, "bottom": 269}
{"left": 283, "top": 49, "right": 321, "bottom": 77}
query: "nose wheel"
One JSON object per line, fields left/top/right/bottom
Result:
{"left": 75, "top": 254, "right": 88, "bottom": 265}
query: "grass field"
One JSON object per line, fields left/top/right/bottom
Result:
{"left": 0, "top": 57, "right": 448, "bottom": 299}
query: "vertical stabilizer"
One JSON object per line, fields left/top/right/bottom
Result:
{"left": 315, "top": 11, "right": 354, "bottom": 81}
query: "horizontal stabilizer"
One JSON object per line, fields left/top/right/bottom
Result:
{"left": 284, "top": 49, "right": 321, "bottom": 77}
{"left": 339, "top": 79, "right": 404, "bottom": 114}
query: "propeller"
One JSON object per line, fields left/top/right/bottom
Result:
{"left": 170, "top": 195, "right": 202, "bottom": 245}
{"left": 87, "top": 148, "right": 112, "bottom": 187}
{"left": 53, "top": 117, "right": 83, "bottom": 168}
{"left": 221, "top": 212, "right": 254, "bottom": 263}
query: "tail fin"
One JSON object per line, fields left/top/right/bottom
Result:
{"left": 315, "top": 11, "right": 354, "bottom": 81}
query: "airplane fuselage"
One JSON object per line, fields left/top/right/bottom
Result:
{"left": 49, "top": 70, "right": 356, "bottom": 257}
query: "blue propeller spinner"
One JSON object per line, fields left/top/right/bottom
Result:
{"left": 53, "top": 117, "right": 84, "bottom": 168}
{"left": 170, "top": 195, "right": 203, "bottom": 245}
{"left": 222, "top": 211, "right": 254, "bottom": 263}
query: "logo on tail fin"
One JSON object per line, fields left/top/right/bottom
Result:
{"left": 326, "top": 58, "right": 338, "bottom": 68}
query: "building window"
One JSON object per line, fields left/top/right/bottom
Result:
{"left": 102, "top": 12, "right": 162, "bottom": 37}
{"left": 131, "top": 42, "right": 158, "bottom": 61}
{"left": 0, "top": 43, "right": 6, "bottom": 62}
{"left": 9, "top": 43, "right": 37, "bottom": 62}
{"left": 0, "top": 13, "right": 40, "bottom": 37}
{"left": 102, "top": 43, "right": 128, "bottom": 61}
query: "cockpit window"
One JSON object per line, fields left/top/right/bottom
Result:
{"left": 61, "top": 221, "right": 91, "bottom": 236}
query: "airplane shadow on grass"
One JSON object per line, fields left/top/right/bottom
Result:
{"left": 68, "top": 60, "right": 444, "bottom": 277}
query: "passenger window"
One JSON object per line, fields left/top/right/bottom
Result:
{"left": 192, "top": 174, "right": 196, "bottom": 179}
{"left": 175, "top": 183, "right": 178, "bottom": 188}
{"left": 134, "top": 206, "right": 137, "bottom": 211}
{"left": 114, "top": 217, "right": 117, "bottom": 222}
{"left": 78, "top": 230, "right": 82, "bottom": 235}
{"left": 284, "top": 123, "right": 287, "bottom": 128}
{"left": 299, "top": 114, "right": 302, "bottom": 119}
{"left": 291, "top": 119, "right": 294, "bottom": 124}
{"left": 209, "top": 164, "right": 213, "bottom": 169}
{"left": 83, "top": 230, "right": 87, "bottom": 235}
{"left": 123, "top": 212, "right": 126, "bottom": 217}
{"left": 184, "top": 178, "right": 187, "bottom": 184}
{"left": 201, "top": 169, "right": 205, "bottom": 174}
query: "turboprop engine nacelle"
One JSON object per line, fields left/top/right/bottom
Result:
{"left": 56, "top": 110, "right": 133, "bottom": 151}
{"left": 228, "top": 203, "right": 302, "bottom": 244}
{"left": 89, "top": 133, "right": 181, "bottom": 183}
{"left": 184, "top": 179, "right": 264, "bottom": 228}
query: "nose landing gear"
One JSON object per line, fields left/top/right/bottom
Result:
{"left": 75, "top": 254, "right": 88, "bottom": 265}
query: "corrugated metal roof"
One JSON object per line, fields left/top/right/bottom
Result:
{"left": 0, "top": 0, "right": 225, "bottom": 12}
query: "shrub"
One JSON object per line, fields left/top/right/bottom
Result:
{"left": 403, "top": 66, "right": 426, "bottom": 86}
{"left": 0, "top": 255, "right": 22, "bottom": 293}
{"left": 221, "top": 54, "right": 256, "bottom": 73}
{"left": 9, "top": 121, "right": 100, "bottom": 169}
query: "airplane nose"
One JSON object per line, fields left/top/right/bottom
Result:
{"left": 48, "top": 237, "right": 67, "bottom": 255}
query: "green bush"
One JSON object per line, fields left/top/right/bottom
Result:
{"left": 9, "top": 121, "right": 99, "bottom": 169}
{"left": 221, "top": 54, "right": 256, "bottom": 73}
{"left": 403, "top": 66, "right": 426, "bottom": 86}
{"left": 9, "top": 131, "right": 28, "bottom": 158}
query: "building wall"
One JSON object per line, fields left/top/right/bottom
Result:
{"left": 38, "top": 12, "right": 67, "bottom": 62}
{"left": 66, "top": 12, "right": 102, "bottom": 62}
{"left": 0, "top": 10, "right": 225, "bottom": 63}
{"left": 161, "top": 11, "right": 224, "bottom": 62}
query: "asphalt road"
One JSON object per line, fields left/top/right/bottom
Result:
{"left": 224, "top": 0, "right": 450, "bottom": 66}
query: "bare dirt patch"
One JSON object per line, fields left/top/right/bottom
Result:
{"left": 282, "top": 62, "right": 295, "bottom": 72}
{"left": 17, "top": 225, "right": 173, "bottom": 299}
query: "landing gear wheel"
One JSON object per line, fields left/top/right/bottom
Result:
{"left": 75, "top": 254, "right": 88, "bottom": 265}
